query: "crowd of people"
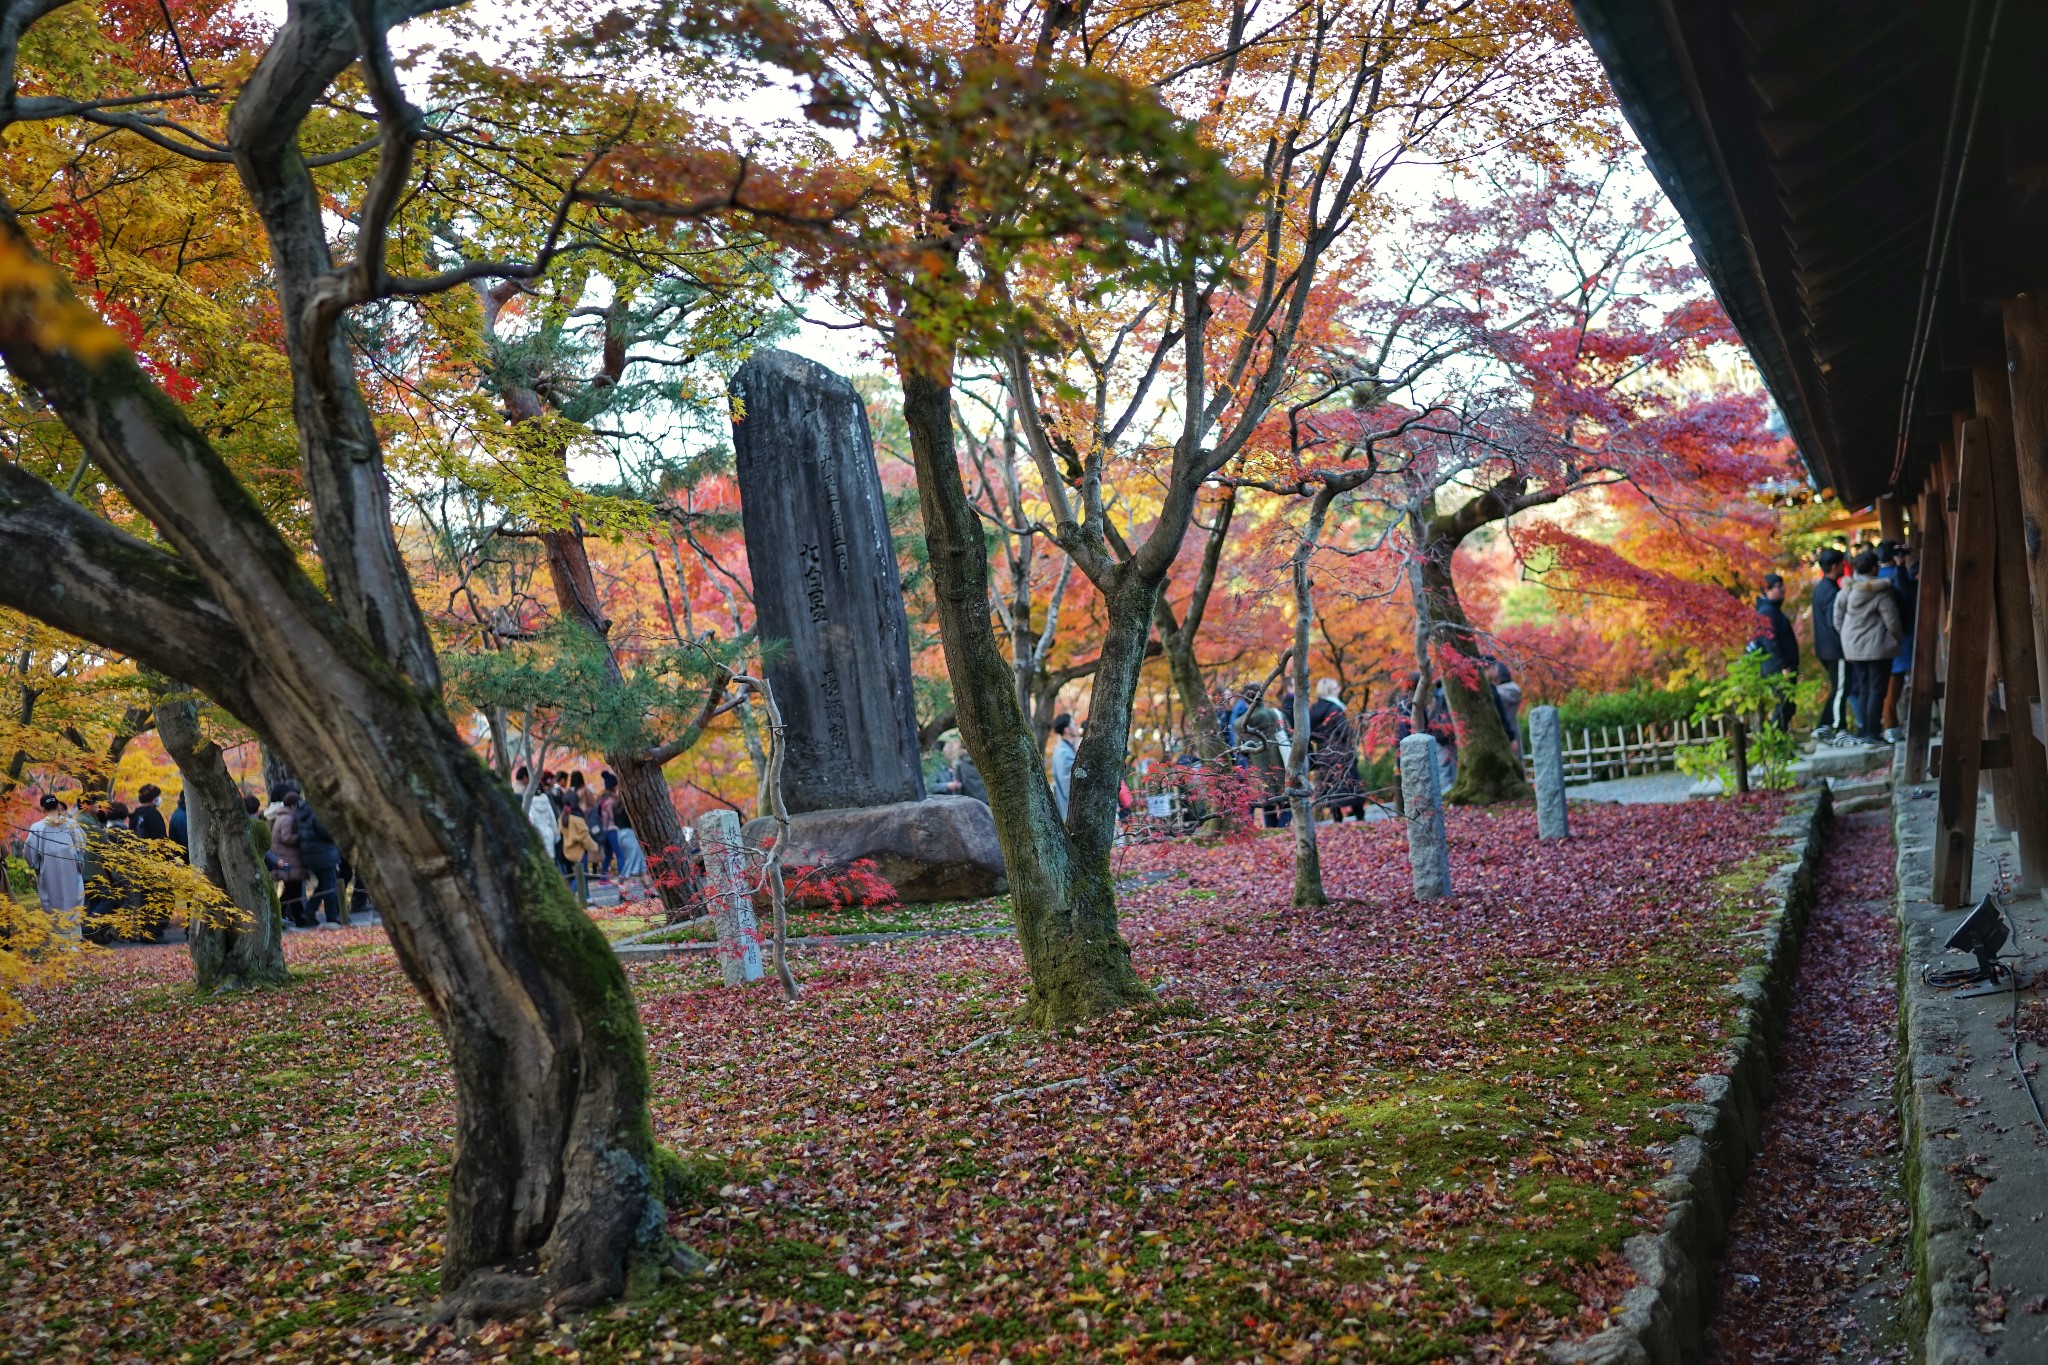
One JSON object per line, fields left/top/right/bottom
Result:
{"left": 14, "top": 780, "right": 372, "bottom": 941}
{"left": 1755, "top": 540, "right": 1917, "bottom": 746}
{"left": 1210, "top": 677, "right": 1376, "bottom": 826}
{"left": 516, "top": 767, "right": 647, "bottom": 895}
{"left": 917, "top": 661, "right": 1535, "bottom": 838}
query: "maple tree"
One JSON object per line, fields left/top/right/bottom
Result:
{"left": 699, "top": 0, "right": 1611, "bottom": 1025}
{"left": 1320, "top": 147, "right": 1790, "bottom": 804}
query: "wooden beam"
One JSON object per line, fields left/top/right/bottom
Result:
{"left": 1933, "top": 418, "right": 1998, "bottom": 908}
{"left": 1904, "top": 482, "right": 1947, "bottom": 783}
{"left": 1976, "top": 360, "right": 2048, "bottom": 885}
{"left": 2004, "top": 295, "right": 2048, "bottom": 726}
{"left": 1876, "top": 493, "right": 1905, "bottom": 543}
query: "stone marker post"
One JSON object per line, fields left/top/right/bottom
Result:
{"left": 698, "top": 808, "right": 764, "bottom": 985}
{"left": 1531, "top": 705, "right": 1569, "bottom": 840}
{"left": 1399, "top": 733, "right": 1452, "bottom": 899}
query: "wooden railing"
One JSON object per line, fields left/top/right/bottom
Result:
{"left": 1521, "top": 716, "right": 1730, "bottom": 785}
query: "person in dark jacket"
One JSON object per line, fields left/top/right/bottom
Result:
{"left": 1753, "top": 574, "right": 1799, "bottom": 731}
{"left": 129, "top": 784, "right": 170, "bottom": 842}
{"left": 167, "top": 792, "right": 188, "bottom": 855}
{"left": 295, "top": 799, "right": 345, "bottom": 926}
{"left": 1308, "top": 678, "right": 1365, "bottom": 821}
{"left": 1810, "top": 549, "right": 1847, "bottom": 739}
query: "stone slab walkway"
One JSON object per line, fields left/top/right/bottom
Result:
{"left": 1893, "top": 777, "right": 2048, "bottom": 1360}
{"left": 1566, "top": 771, "right": 1699, "bottom": 804}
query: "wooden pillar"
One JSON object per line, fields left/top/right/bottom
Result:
{"left": 1905, "top": 481, "right": 1948, "bottom": 783}
{"left": 1977, "top": 361, "right": 2048, "bottom": 885}
{"left": 1934, "top": 418, "right": 1998, "bottom": 908}
{"left": 2001, "top": 294, "right": 2048, "bottom": 727}
{"left": 1877, "top": 493, "right": 1905, "bottom": 544}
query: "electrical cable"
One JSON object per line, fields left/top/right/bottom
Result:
{"left": 2005, "top": 905, "right": 2048, "bottom": 1138}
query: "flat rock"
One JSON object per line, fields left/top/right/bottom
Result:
{"left": 1792, "top": 743, "right": 1892, "bottom": 780}
{"left": 742, "top": 796, "right": 1007, "bottom": 904}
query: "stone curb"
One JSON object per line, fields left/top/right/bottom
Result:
{"left": 1550, "top": 786, "right": 1833, "bottom": 1365}
{"left": 1889, "top": 785, "right": 1998, "bottom": 1364}
{"left": 613, "top": 925, "right": 1011, "bottom": 958}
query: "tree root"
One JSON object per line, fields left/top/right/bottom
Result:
{"left": 429, "top": 1241, "right": 711, "bottom": 1326}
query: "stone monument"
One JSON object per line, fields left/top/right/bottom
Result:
{"left": 732, "top": 349, "right": 1005, "bottom": 903}
{"left": 1399, "top": 733, "right": 1452, "bottom": 900}
{"left": 733, "top": 348, "right": 925, "bottom": 812}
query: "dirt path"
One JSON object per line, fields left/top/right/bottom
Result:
{"left": 1706, "top": 806, "right": 1914, "bottom": 1362}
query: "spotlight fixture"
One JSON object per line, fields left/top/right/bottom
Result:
{"left": 1926, "top": 894, "right": 2018, "bottom": 998}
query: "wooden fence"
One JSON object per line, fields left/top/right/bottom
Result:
{"left": 1521, "top": 715, "right": 1730, "bottom": 785}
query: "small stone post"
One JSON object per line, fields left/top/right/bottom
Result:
{"left": 1398, "top": 733, "right": 1452, "bottom": 899}
{"left": 1531, "top": 705, "right": 1570, "bottom": 840}
{"left": 696, "top": 808, "right": 764, "bottom": 985}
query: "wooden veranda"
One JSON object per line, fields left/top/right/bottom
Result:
{"left": 1570, "top": 0, "right": 2048, "bottom": 906}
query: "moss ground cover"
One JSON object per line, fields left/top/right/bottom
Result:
{"left": 0, "top": 798, "right": 1791, "bottom": 1362}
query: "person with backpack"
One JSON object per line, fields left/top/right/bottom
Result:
{"left": 129, "top": 784, "right": 169, "bottom": 842}
{"left": 1832, "top": 549, "right": 1903, "bottom": 746}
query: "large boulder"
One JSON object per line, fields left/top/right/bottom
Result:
{"left": 741, "top": 795, "right": 1007, "bottom": 905}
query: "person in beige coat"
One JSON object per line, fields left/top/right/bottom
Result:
{"left": 1831, "top": 549, "right": 1902, "bottom": 744}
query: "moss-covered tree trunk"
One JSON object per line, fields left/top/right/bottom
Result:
{"left": 0, "top": 13, "right": 679, "bottom": 1305}
{"left": 1416, "top": 504, "right": 1528, "bottom": 807}
{"left": 900, "top": 362, "right": 1150, "bottom": 1027}
{"left": 155, "top": 697, "right": 287, "bottom": 993}
{"left": 1151, "top": 488, "right": 1236, "bottom": 760}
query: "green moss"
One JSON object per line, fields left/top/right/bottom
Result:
{"left": 648, "top": 1145, "right": 726, "bottom": 1210}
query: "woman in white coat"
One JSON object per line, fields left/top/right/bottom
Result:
{"left": 26, "top": 794, "right": 86, "bottom": 919}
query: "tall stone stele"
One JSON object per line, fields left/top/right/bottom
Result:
{"left": 732, "top": 349, "right": 925, "bottom": 812}
{"left": 732, "top": 350, "right": 1005, "bottom": 904}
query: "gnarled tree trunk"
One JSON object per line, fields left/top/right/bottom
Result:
{"left": 1415, "top": 491, "right": 1529, "bottom": 807}
{"left": 0, "top": 0, "right": 678, "bottom": 1306}
{"left": 155, "top": 697, "right": 287, "bottom": 993}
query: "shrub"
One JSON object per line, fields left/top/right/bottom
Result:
{"left": 1529, "top": 681, "right": 1707, "bottom": 741}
